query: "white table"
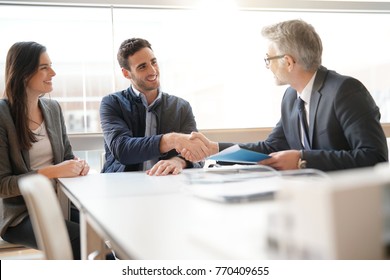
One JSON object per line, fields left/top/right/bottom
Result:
{"left": 58, "top": 170, "right": 280, "bottom": 260}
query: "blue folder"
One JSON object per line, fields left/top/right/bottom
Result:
{"left": 208, "top": 144, "right": 270, "bottom": 164}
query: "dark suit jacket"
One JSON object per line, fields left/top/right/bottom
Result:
{"left": 221, "top": 66, "right": 388, "bottom": 171}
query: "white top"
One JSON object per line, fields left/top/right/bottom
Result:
{"left": 29, "top": 122, "right": 54, "bottom": 170}
{"left": 10, "top": 123, "right": 54, "bottom": 227}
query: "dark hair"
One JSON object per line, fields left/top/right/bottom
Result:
{"left": 4, "top": 41, "right": 46, "bottom": 150}
{"left": 117, "top": 38, "right": 152, "bottom": 70}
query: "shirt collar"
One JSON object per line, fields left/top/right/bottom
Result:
{"left": 297, "top": 71, "right": 317, "bottom": 103}
{"left": 131, "top": 84, "right": 162, "bottom": 108}
{"left": 131, "top": 84, "right": 142, "bottom": 96}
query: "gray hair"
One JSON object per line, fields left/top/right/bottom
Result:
{"left": 261, "top": 19, "right": 322, "bottom": 71}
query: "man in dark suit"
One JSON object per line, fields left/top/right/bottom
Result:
{"left": 183, "top": 19, "right": 388, "bottom": 171}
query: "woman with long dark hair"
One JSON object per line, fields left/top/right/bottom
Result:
{"left": 0, "top": 41, "right": 89, "bottom": 259}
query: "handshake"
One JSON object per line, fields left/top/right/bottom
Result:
{"left": 161, "top": 132, "right": 219, "bottom": 163}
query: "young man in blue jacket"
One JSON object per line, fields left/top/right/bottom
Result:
{"left": 100, "top": 38, "right": 207, "bottom": 175}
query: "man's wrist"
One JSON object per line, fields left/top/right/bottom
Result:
{"left": 297, "top": 150, "right": 307, "bottom": 169}
{"left": 160, "top": 133, "right": 177, "bottom": 153}
{"left": 210, "top": 141, "right": 219, "bottom": 156}
{"left": 175, "top": 155, "right": 189, "bottom": 168}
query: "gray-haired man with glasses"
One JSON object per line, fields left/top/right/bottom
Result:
{"left": 184, "top": 19, "right": 388, "bottom": 171}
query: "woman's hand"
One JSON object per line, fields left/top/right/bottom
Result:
{"left": 74, "top": 157, "right": 90, "bottom": 176}
{"left": 38, "top": 158, "right": 90, "bottom": 178}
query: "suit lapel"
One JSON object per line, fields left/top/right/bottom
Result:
{"left": 309, "top": 66, "right": 328, "bottom": 145}
{"left": 309, "top": 91, "right": 321, "bottom": 145}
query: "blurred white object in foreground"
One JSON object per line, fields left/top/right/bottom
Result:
{"left": 267, "top": 162, "right": 390, "bottom": 259}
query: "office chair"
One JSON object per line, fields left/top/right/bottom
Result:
{"left": 0, "top": 237, "right": 25, "bottom": 250}
{"left": 387, "top": 138, "right": 390, "bottom": 161}
{"left": 18, "top": 174, "right": 73, "bottom": 260}
{"left": 0, "top": 237, "right": 43, "bottom": 260}
{"left": 0, "top": 237, "right": 29, "bottom": 259}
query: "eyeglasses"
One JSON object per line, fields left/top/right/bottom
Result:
{"left": 264, "top": 54, "right": 285, "bottom": 66}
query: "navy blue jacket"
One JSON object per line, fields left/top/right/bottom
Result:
{"left": 100, "top": 87, "right": 202, "bottom": 172}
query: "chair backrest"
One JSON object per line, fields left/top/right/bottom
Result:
{"left": 18, "top": 174, "right": 73, "bottom": 260}
{"left": 387, "top": 138, "right": 390, "bottom": 161}
{"left": 0, "top": 237, "right": 25, "bottom": 250}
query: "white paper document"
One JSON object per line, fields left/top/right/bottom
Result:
{"left": 184, "top": 166, "right": 280, "bottom": 202}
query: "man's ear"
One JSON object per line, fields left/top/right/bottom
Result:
{"left": 285, "top": 55, "right": 296, "bottom": 72}
{"left": 121, "top": 67, "right": 132, "bottom": 80}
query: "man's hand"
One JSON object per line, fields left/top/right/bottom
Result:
{"left": 160, "top": 133, "right": 210, "bottom": 162}
{"left": 180, "top": 132, "right": 219, "bottom": 162}
{"left": 259, "top": 150, "right": 300, "bottom": 170}
{"left": 146, "top": 157, "right": 185, "bottom": 176}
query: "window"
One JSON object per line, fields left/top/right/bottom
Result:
{"left": 0, "top": 5, "right": 113, "bottom": 133}
{"left": 1, "top": 3, "right": 389, "bottom": 133}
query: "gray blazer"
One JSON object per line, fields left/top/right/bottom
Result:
{"left": 0, "top": 98, "right": 74, "bottom": 236}
{"left": 221, "top": 66, "right": 388, "bottom": 171}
